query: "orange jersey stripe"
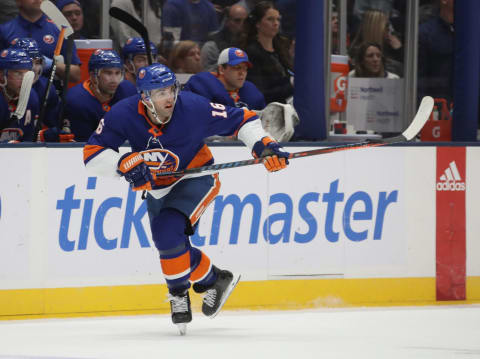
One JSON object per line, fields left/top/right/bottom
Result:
{"left": 234, "top": 109, "right": 258, "bottom": 136}
{"left": 190, "top": 173, "right": 221, "bottom": 226}
{"left": 160, "top": 251, "right": 190, "bottom": 276}
{"left": 190, "top": 252, "right": 212, "bottom": 282}
{"left": 83, "top": 144, "right": 105, "bottom": 163}
{"left": 186, "top": 144, "right": 214, "bottom": 169}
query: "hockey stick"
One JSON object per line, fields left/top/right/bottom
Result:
{"left": 155, "top": 96, "right": 434, "bottom": 177}
{"left": 109, "top": 7, "right": 153, "bottom": 65}
{"left": 0, "top": 71, "right": 34, "bottom": 131}
{"left": 58, "top": 36, "right": 74, "bottom": 129}
{"left": 35, "top": 0, "right": 74, "bottom": 140}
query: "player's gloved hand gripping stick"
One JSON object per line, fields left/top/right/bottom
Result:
{"left": 252, "top": 136, "right": 290, "bottom": 172}
{"left": 117, "top": 152, "right": 154, "bottom": 191}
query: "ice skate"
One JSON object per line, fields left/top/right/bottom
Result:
{"left": 168, "top": 291, "right": 192, "bottom": 335}
{"left": 193, "top": 267, "right": 241, "bottom": 318}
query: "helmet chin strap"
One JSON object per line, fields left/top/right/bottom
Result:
{"left": 141, "top": 96, "right": 171, "bottom": 125}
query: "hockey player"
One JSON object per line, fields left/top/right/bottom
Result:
{"left": 121, "top": 37, "right": 158, "bottom": 85}
{"left": 10, "top": 37, "right": 73, "bottom": 142}
{"left": 83, "top": 63, "right": 289, "bottom": 334}
{"left": 65, "top": 49, "right": 137, "bottom": 141}
{"left": 183, "top": 47, "right": 266, "bottom": 110}
{"left": 0, "top": 47, "right": 39, "bottom": 142}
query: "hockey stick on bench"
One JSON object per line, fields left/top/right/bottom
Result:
{"left": 0, "top": 71, "right": 34, "bottom": 131}
{"left": 109, "top": 7, "right": 153, "bottom": 65}
{"left": 155, "top": 96, "right": 434, "bottom": 177}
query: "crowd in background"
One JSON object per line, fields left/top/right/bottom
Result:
{"left": 0, "top": 0, "right": 457, "bottom": 143}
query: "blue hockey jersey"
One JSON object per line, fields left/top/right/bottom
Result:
{"left": 183, "top": 71, "right": 266, "bottom": 110}
{"left": 84, "top": 91, "right": 258, "bottom": 197}
{"left": 65, "top": 79, "right": 137, "bottom": 141}
{"left": 0, "top": 89, "right": 39, "bottom": 142}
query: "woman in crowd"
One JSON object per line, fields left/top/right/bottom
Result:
{"left": 168, "top": 40, "right": 203, "bottom": 74}
{"left": 241, "top": 1, "right": 293, "bottom": 104}
{"left": 349, "top": 9, "right": 403, "bottom": 77}
{"left": 349, "top": 42, "right": 399, "bottom": 79}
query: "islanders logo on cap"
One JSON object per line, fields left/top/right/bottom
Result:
{"left": 43, "top": 34, "right": 54, "bottom": 44}
{"left": 1, "top": 50, "right": 8, "bottom": 58}
{"left": 139, "top": 69, "right": 146, "bottom": 79}
{"left": 234, "top": 49, "right": 245, "bottom": 58}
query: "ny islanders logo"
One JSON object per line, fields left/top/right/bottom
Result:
{"left": 141, "top": 149, "right": 179, "bottom": 182}
{"left": 43, "top": 35, "right": 54, "bottom": 44}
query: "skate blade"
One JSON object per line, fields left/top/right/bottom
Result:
{"left": 177, "top": 323, "right": 187, "bottom": 336}
{"left": 210, "top": 274, "right": 241, "bottom": 319}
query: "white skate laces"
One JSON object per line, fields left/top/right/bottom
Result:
{"left": 167, "top": 294, "right": 189, "bottom": 313}
{"left": 203, "top": 289, "right": 217, "bottom": 308}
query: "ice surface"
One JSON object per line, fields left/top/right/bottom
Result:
{"left": 0, "top": 305, "right": 479, "bottom": 359}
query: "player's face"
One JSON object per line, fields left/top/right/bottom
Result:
{"left": 256, "top": 8, "right": 280, "bottom": 39}
{"left": 150, "top": 85, "right": 177, "bottom": 119}
{"left": 222, "top": 63, "right": 248, "bottom": 91}
{"left": 32, "top": 58, "right": 42, "bottom": 83}
{"left": 132, "top": 54, "right": 149, "bottom": 74}
{"left": 62, "top": 3, "right": 84, "bottom": 32}
{"left": 363, "top": 46, "right": 382, "bottom": 75}
{"left": 6, "top": 69, "right": 30, "bottom": 96}
{"left": 97, "top": 68, "right": 123, "bottom": 95}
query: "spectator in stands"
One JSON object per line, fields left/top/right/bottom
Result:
{"left": 110, "top": 0, "right": 162, "bottom": 53}
{"left": 210, "top": 0, "right": 238, "bottom": 24}
{"left": 168, "top": 40, "right": 202, "bottom": 74}
{"left": 201, "top": 4, "right": 248, "bottom": 72}
{"left": 0, "top": 48, "right": 39, "bottom": 143}
{"left": 242, "top": 1, "right": 293, "bottom": 104}
{"left": 349, "top": 10, "right": 403, "bottom": 77}
{"left": 122, "top": 37, "right": 161, "bottom": 85}
{"left": 275, "top": 0, "right": 296, "bottom": 39}
{"left": 0, "top": 0, "right": 82, "bottom": 83}
{"left": 184, "top": 47, "right": 265, "bottom": 110}
{"left": 162, "top": 0, "right": 219, "bottom": 46}
{"left": 0, "top": 0, "right": 18, "bottom": 25}
{"left": 348, "top": 42, "right": 399, "bottom": 79}
{"left": 417, "top": 0, "right": 454, "bottom": 104}
{"left": 234, "top": 0, "right": 262, "bottom": 13}
{"left": 65, "top": 50, "right": 137, "bottom": 141}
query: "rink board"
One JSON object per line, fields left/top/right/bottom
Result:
{"left": 0, "top": 145, "right": 479, "bottom": 317}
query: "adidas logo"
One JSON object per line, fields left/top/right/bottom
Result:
{"left": 436, "top": 161, "right": 466, "bottom": 191}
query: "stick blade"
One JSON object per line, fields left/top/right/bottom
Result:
{"left": 401, "top": 96, "right": 434, "bottom": 141}
{"left": 14, "top": 71, "right": 34, "bottom": 119}
{"left": 40, "top": 0, "right": 74, "bottom": 38}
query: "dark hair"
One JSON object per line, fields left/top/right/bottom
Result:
{"left": 354, "top": 42, "right": 386, "bottom": 77}
{"left": 242, "top": 1, "right": 292, "bottom": 69}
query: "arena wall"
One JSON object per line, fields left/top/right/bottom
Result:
{"left": 0, "top": 144, "right": 479, "bottom": 318}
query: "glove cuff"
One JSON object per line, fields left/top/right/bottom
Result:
{"left": 117, "top": 152, "right": 144, "bottom": 175}
{"left": 252, "top": 136, "right": 276, "bottom": 158}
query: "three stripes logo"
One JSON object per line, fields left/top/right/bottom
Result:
{"left": 436, "top": 161, "right": 466, "bottom": 191}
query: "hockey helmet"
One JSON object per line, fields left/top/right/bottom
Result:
{"left": 136, "top": 63, "right": 177, "bottom": 93}
{"left": 0, "top": 48, "right": 32, "bottom": 70}
{"left": 10, "top": 38, "right": 42, "bottom": 60}
{"left": 88, "top": 49, "right": 123, "bottom": 72}
{"left": 122, "top": 37, "right": 158, "bottom": 60}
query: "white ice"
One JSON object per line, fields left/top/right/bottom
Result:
{"left": 0, "top": 305, "right": 479, "bottom": 359}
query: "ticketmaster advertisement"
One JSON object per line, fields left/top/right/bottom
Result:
{"left": 0, "top": 145, "right": 479, "bottom": 291}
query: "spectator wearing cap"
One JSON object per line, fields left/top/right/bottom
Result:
{"left": 64, "top": 49, "right": 137, "bottom": 141}
{"left": 201, "top": 3, "right": 248, "bottom": 72}
{"left": 183, "top": 47, "right": 265, "bottom": 110}
{"left": 56, "top": 0, "right": 86, "bottom": 39}
{"left": 0, "top": 0, "right": 82, "bottom": 83}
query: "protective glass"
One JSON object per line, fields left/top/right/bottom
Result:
{"left": 149, "top": 84, "right": 177, "bottom": 101}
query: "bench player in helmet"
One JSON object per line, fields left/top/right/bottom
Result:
{"left": 83, "top": 63, "right": 289, "bottom": 334}
{"left": 122, "top": 37, "right": 159, "bottom": 85}
{"left": 0, "top": 47, "right": 39, "bottom": 142}
{"left": 65, "top": 49, "right": 137, "bottom": 141}
{"left": 10, "top": 37, "right": 73, "bottom": 142}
